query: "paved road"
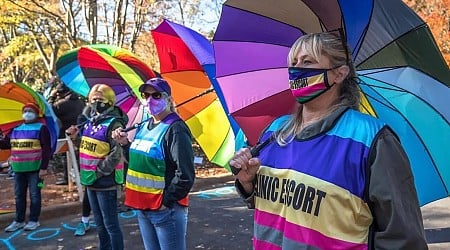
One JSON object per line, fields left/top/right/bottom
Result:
{"left": 1, "top": 178, "right": 449, "bottom": 250}
{"left": 0, "top": 180, "right": 254, "bottom": 250}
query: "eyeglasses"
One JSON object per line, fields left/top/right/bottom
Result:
{"left": 141, "top": 92, "right": 162, "bottom": 100}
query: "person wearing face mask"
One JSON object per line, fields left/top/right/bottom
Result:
{"left": 0, "top": 103, "right": 52, "bottom": 232}
{"left": 111, "top": 77, "right": 195, "bottom": 250}
{"left": 66, "top": 83, "right": 128, "bottom": 250}
{"left": 229, "top": 31, "right": 427, "bottom": 249}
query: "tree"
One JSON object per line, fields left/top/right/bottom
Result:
{"left": 0, "top": 1, "right": 49, "bottom": 85}
{"left": 0, "top": 0, "right": 85, "bottom": 88}
{"left": 0, "top": 0, "right": 225, "bottom": 86}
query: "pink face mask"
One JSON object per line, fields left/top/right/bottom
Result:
{"left": 146, "top": 97, "right": 167, "bottom": 116}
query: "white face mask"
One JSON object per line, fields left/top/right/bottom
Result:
{"left": 22, "top": 112, "right": 37, "bottom": 121}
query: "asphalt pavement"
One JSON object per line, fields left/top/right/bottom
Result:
{"left": 0, "top": 174, "right": 254, "bottom": 250}
{"left": 0, "top": 174, "right": 449, "bottom": 250}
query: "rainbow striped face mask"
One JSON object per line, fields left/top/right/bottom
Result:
{"left": 288, "top": 67, "right": 336, "bottom": 104}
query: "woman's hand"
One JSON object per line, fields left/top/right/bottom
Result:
{"left": 39, "top": 169, "right": 48, "bottom": 178}
{"left": 112, "top": 128, "right": 128, "bottom": 145}
{"left": 229, "top": 148, "right": 260, "bottom": 193}
{"left": 65, "top": 125, "right": 79, "bottom": 140}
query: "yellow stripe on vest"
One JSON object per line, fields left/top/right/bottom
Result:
{"left": 127, "top": 169, "right": 165, "bottom": 182}
{"left": 126, "top": 169, "right": 165, "bottom": 194}
{"left": 10, "top": 139, "right": 41, "bottom": 150}
{"left": 79, "top": 136, "right": 110, "bottom": 157}
{"left": 256, "top": 166, "right": 372, "bottom": 244}
{"left": 126, "top": 182, "right": 164, "bottom": 194}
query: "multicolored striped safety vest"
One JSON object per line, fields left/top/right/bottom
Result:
{"left": 10, "top": 122, "right": 44, "bottom": 172}
{"left": 125, "top": 114, "right": 189, "bottom": 210}
{"left": 254, "top": 109, "right": 385, "bottom": 250}
{"left": 79, "top": 118, "right": 124, "bottom": 186}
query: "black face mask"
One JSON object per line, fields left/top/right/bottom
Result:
{"left": 92, "top": 101, "right": 111, "bottom": 113}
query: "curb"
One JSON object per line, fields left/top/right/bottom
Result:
{"left": 0, "top": 173, "right": 235, "bottom": 229}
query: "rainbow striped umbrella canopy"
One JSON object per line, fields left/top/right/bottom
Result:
{"left": 56, "top": 44, "right": 157, "bottom": 139}
{"left": 213, "top": 0, "right": 450, "bottom": 205}
{"left": 0, "top": 81, "right": 59, "bottom": 154}
{"left": 151, "top": 19, "right": 238, "bottom": 168}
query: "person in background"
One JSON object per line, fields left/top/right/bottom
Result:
{"left": 0, "top": 103, "right": 51, "bottom": 232}
{"left": 66, "top": 84, "right": 127, "bottom": 250}
{"left": 48, "top": 82, "right": 85, "bottom": 185}
{"left": 71, "top": 105, "right": 95, "bottom": 236}
{"left": 112, "top": 77, "right": 195, "bottom": 250}
{"left": 73, "top": 184, "right": 92, "bottom": 236}
{"left": 43, "top": 76, "right": 57, "bottom": 100}
{"left": 229, "top": 31, "right": 428, "bottom": 249}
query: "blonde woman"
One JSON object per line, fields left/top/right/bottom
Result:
{"left": 230, "top": 32, "right": 427, "bottom": 249}
{"left": 66, "top": 84, "right": 128, "bottom": 250}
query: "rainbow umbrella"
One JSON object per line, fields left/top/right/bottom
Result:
{"left": 55, "top": 44, "right": 157, "bottom": 140}
{"left": 151, "top": 19, "right": 238, "bottom": 168}
{"left": 0, "top": 81, "right": 59, "bottom": 154}
{"left": 213, "top": 0, "right": 450, "bottom": 206}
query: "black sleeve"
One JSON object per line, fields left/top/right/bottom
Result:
{"left": 39, "top": 125, "right": 52, "bottom": 170}
{"left": 121, "top": 143, "right": 130, "bottom": 162}
{"left": 235, "top": 180, "right": 256, "bottom": 209}
{"left": 367, "top": 127, "right": 428, "bottom": 249}
{"left": 0, "top": 132, "right": 11, "bottom": 149}
{"left": 77, "top": 106, "right": 92, "bottom": 127}
{"left": 162, "top": 121, "right": 195, "bottom": 208}
{"left": 51, "top": 99, "right": 64, "bottom": 117}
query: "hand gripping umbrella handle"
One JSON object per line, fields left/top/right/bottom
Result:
{"left": 121, "top": 118, "right": 152, "bottom": 132}
{"left": 229, "top": 136, "right": 274, "bottom": 175}
{"left": 65, "top": 121, "right": 88, "bottom": 136}
{"left": 122, "top": 123, "right": 140, "bottom": 132}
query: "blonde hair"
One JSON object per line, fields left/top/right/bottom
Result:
{"left": 276, "top": 32, "right": 361, "bottom": 145}
{"left": 88, "top": 84, "right": 116, "bottom": 105}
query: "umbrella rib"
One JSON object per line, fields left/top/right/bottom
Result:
{"left": 360, "top": 66, "right": 449, "bottom": 92}
{"left": 359, "top": 76, "right": 450, "bottom": 126}
{"left": 358, "top": 81, "right": 408, "bottom": 93}
{"left": 360, "top": 102, "right": 376, "bottom": 117}
{"left": 346, "top": 1, "right": 374, "bottom": 60}
{"left": 175, "top": 88, "right": 215, "bottom": 108}
{"left": 359, "top": 67, "right": 402, "bottom": 75}
{"left": 351, "top": 23, "right": 370, "bottom": 61}
{"left": 355, "top": 24, "right": 427, "bottom": 68}
{"left": 360, "top": 82, "right": 448, "bottom": 193}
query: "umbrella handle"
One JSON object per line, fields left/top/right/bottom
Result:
{"left": 64, "top": 122, "right": 88, "bottom": 136}
{"left": 122, "top": 123, "right": 140, "bottom": 132}
{"left": 122, "top": 118, "right": 152, "bottom": 132}
{"left": 230, "top": 137, "right": 273, "bottom": 175}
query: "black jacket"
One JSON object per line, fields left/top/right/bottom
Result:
{"left": 49, "top": 92, "right": 85, "bottom": 138}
